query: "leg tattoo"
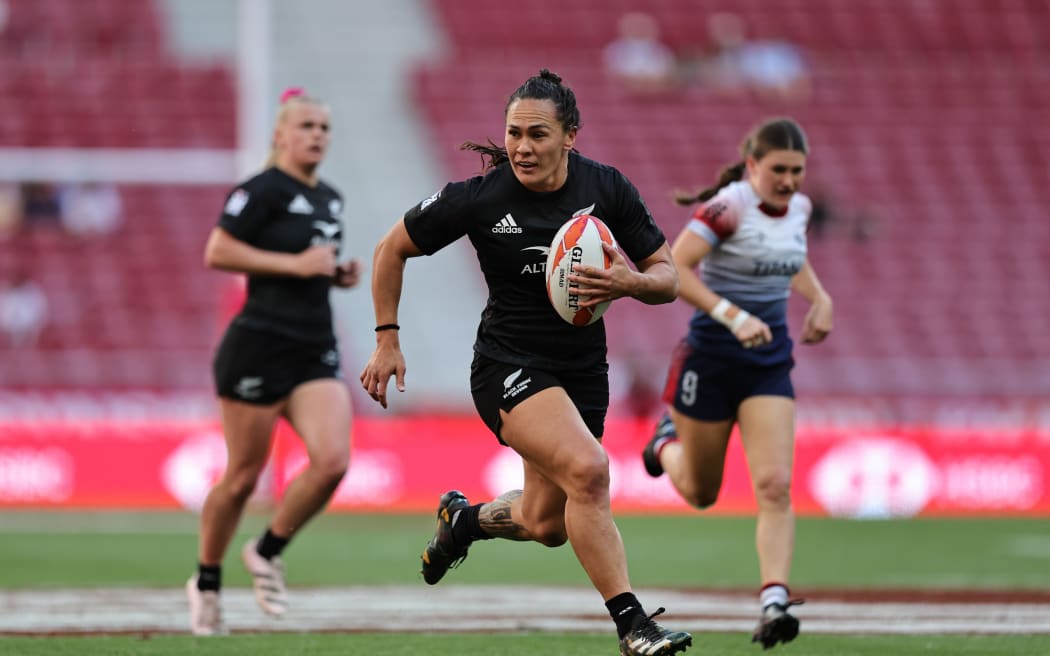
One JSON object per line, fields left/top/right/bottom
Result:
{"left": 479, "top": 490, "right": 530, "bottom": 540}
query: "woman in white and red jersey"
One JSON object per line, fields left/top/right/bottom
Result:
{"left": 641, "top": 117, "right": 833, "bottom": 649}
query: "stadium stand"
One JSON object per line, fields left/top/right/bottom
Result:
{"left": 0, "top": 0, "right": 234, "bottom": 391}
{"left": 413, "top": 0, "right": 1050, "bottom": 399}
{"left": 0, "top": 0, "right": 234, "bottom": 148}
{"left": 0, "top": 186, "right": 228, "bottom": 390}
{"left": 2, "top": 0, "right": 1047, "bottom": 407}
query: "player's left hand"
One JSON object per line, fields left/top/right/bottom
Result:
{"left": 334, "top": 259, "right": 361, "bottom": 288}
{"left": 801, "top": 295, "right": 833, "bottom": 343}
{"left": 568, "top": 242, "right": 632, "bottom": 307}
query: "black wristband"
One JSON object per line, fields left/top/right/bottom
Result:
{"left": 375, "top": 323, "right": 400, "bottom": 332}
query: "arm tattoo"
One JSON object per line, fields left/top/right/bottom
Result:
{"left": 479, "top": 489, "right": 530, "bottom": 540}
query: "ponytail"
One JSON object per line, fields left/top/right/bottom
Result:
{"left": 460, "top": 139, "right": 509, "bottom": 173}
{"left": 675, "top": 161, "right": 746, "bottom": 206}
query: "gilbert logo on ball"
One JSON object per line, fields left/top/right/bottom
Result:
{"left": 545, "top": 214, "right": 617, "bottom": 326}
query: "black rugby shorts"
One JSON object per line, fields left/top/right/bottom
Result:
{"left": 470, "top": 352, "right": 609, "bottom": 444}
{"left": 213, "top": 324, "right": 341, "bottom": 405}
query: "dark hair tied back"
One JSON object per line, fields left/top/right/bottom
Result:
{"left": 512, "top": 68, "right": 580, "bottom": 133}
{"left": 539, "top": 68, "right": 562, "bottom": 85}
{"left": 675, "top": 161, "right": 745, "bottom": 205}
{"left": 460, "top": 69, "right": 582, "bottom": 173}
{"left": 676, "top": 117, "right": 808, "bottom": 206}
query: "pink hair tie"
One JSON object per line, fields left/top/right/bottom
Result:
{"left": 280, "top": 87, "right": 305, "bottom": 103}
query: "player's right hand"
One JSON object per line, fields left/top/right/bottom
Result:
{"left": 298, "top": 245, "right": 338, "bottom": 278}
{"left": 360, "top": 346, "right": 406, "bottom": 409}
{"left": 735, "top": 315, "right": 772, "bottom": 349}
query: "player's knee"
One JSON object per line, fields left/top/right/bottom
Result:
{"left": 683, "top": 485, "right": 720, "bottom": 509}
{"left": 753, "top": 470, "right": 792, "bottom": 509}
{"left": 224, "top": 470, "right": 260, "bottom": 502}
{"left": 563, "top": 450, "right": 610, "bottom": 501}
{"left": 310, "top": 451, "right": 349, "bottom": 487}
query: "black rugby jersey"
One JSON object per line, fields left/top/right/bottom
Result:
{"left": 217, "top": 166, "right": 344, "bottom": 343}
{"left": 403, "top": 152, "right": 666, "bottom": 371}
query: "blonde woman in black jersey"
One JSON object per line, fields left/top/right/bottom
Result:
{"left": 187, "top": 88, "right": 360, "bottom": 635}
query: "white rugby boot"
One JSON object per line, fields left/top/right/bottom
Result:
{"left": 241, "top": 538, "right": 288, "bottom": 617}
{"left": 186, "top": 575, "right": 228, "bottom": 636}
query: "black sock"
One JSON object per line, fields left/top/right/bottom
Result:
{"left": 257, "top": 528, "right": 290, "bottom": 560}
{"left": 606, "top": 592, "right": 645, "bottom": 639}
{"left": 450, "top": 504, "right": 493, "bottom": 545}
{"left": 197, "top": 564, "right": 221, "bottom": 592}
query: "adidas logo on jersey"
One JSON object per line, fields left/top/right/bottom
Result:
{"left": 492, "top": 214, "right": 522, "bottom": 234}
{"left": 288, "top": 194, "right": 315, "bottom": 214}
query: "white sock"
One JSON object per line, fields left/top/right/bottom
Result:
{"left": 760, "top": 584, "right": 789, "bottom": 610}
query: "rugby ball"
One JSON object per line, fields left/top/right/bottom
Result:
{"left": 545, "top": 214, "right": 617, "bottom": 326}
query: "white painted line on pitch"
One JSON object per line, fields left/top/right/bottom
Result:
{"left": 1, "top": 586, "right": 1048, "bottom": 635}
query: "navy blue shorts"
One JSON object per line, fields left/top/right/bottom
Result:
{"left": 661, "top": 339, "right": 794, "bottom": 422}
{"left": 213, "top": 324, "right": 341, "bottom": 405}
{"left": 470, "top": 353, "right": 608, "bottom": 444}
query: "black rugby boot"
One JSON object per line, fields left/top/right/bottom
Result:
{"left": 420, "top": 489, "right": 472, "bottom": 585}
{"left": 619, "top": 607, "right": 693, "bottom": 655}
{"left": 752, "top": 600, "right": 803, "bottom": 649}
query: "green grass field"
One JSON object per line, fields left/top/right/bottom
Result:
{"left": 3, "top": 632, "right": 1048, "bottom": 656}
{"left": 2, "top": 511, "right": 1048, "bottom": 589}
{"left": 2, "top": 511, "right": 1049, "bottom": 655}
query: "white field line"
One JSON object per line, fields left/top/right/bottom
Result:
{"left": 1, "top": 586, "right": 1049, "bottom": 635}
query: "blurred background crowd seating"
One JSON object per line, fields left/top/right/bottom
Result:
{"left": 1, "top": 0, "right": 1047, "bottom": 424}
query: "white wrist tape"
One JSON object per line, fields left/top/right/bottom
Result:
{"left": 710, "top": 298, "right": 751, "bottom": 332}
